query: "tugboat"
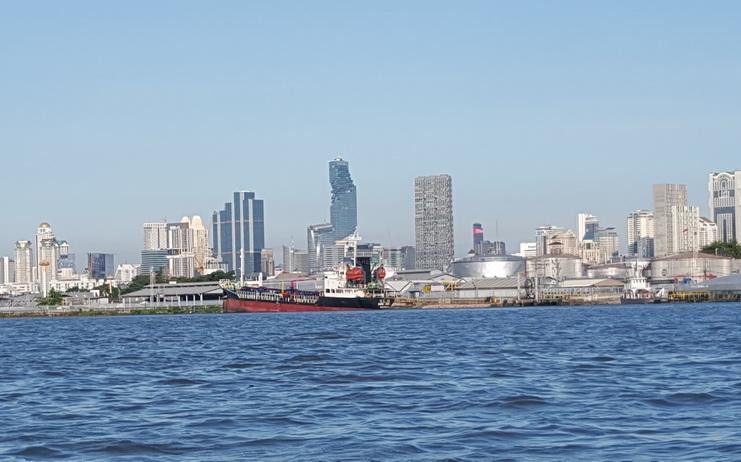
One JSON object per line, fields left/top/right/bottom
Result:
{"left": 620, "top": 262, "right": 666, "bottom": 304}
{"left": 222, "top": 256, "right": 394, "bottom": 313}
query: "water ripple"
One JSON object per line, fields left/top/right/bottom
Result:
{"left": 1, "top": 304, "right": 740, "bottom": 460}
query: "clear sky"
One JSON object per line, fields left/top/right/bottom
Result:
{"left": 2, "top": 1, "right": 740, "bottom": 264}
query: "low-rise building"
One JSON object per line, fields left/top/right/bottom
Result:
{"left": 650, "top": 252, "right": 733, "bottom": 283}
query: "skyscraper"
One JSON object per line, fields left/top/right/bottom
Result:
{"left": 35, "top": 222, "right": 56, "bottom": 283}
{"left": 414, "top": 175, "right": 454, "bottom": 270}
{"left": 329, "top": 157, "right": 357, "bottom": 240}
{"left": 653, "top": 184, "right": 688, "bottom": 257}
{"left": 0, "top": 257, "right": 15, "bottom": 285}
{"left": 307, "top": 223, "right": 334, "bottom": 273}
{"left": 282, "top": 245, "right": 309, "bottom": 275}
{"left": 708, "top": 171, "right": 741, "bottom": 243}
{"left": 401, "top": 245, "right": 416, "bottom": 270}
{"left": 577, "top": 213, "right": 599, "bottom": 242}
{"left": 472, "top": 223, "right": 484, "bottom": 254}
{"left": 212, "top": 191, "right": 265, "bottom": 279}
{"left": 594, "top": 227, "right": 620, "bottom": 262}
{"left": 627, "top": 210, "right": 655, "bottom": 257}
{"left": 87, "top": 253, "right": 115, "bottom": 279}
{"left": 669, "top": 205, "right": 700, "bottom": 253}
{"left": 143, "top": 222, "right": 168, "bottom": 250}
{"left": 698, "top": 217, "right": 719, "bottom": 249}
{"left": 14, "top": 241, "right": 33, "bottom": 284}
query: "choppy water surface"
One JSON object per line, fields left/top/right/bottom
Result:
{"left": 1, "top": 304, "right": 741, "bottom": 461}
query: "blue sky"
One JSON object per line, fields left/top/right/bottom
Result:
{"left": 1, "top": 1, "right": 740, "bottom": 264}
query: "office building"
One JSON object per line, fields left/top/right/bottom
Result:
{"left": 212, "top": 191, "right": 265, "bottom": 279}
{"left": 282, "top": 245, "right": 309, "bottom": 275}
{"left": 535, "top": 226, "right": 578, "bottom": 256}
{"left": 168, "top": 253, "right": 196, "bottom": 279}
{"left": 87, "top": 253, "right": 115, "bottom": 279}
{"left": 383, "top": 248, "right": 404, "bottom": 270}
{"left": 261, "top": 248, "right": 275, "bottom": 276}
{"left": 698, "top": 217, "right": 719, "bottom": 249}
{"left": 653, "top": 184, "right": 688, "bottom": 257}
{"left": 472, "top": 223, "right": 484, "bottom": 253}
{"left": 627, "top": 210, "right": 655, "bottom": 256}
{"left": 594, "top": 227, "right": 620, "bottom": 262}
{"left": 475, "top": 240, "right": 507, "bottom": 256}
{"left": 669, "top": 205, "right": 699, "bottom": 254}
{"left": 517, "top": 242, "right": 537, "bottom": 258}
{"left": 189, "top": 215, "right": 210, "bottom": 273}
{"left": 0, "top": 257, "right": 15, "bottom": 285}
{"left": 14, "top": 241, "right": 33, "bottom": 284}
{"left": 577, "top": 213, "right": 599, "bottom": 242}
{"left": 708, "top": 171, "right": 741, "bottom": 243}
{"left": 307, "top": 223, "right": 334, "bottom": 273}
{"left": 414, "top": 175, "right": 454, "bottom": 270}
{"left": 143, "top": 222, "right": 168, "bottom": 250}
{"left": 140, "top": 250, "right": 169, "bottom": 276}
{"left": 401, "top": 246, "right": 416, "bottom": 270}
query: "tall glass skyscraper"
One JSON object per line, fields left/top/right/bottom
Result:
{"left": 329, "top": 157, "right": 357, "bottom": 239}
{"left": 212, "top": 191, "right": 265, "bottom": 279}
{"left": 87, "top": 253, "right": 115, "bottom": 279}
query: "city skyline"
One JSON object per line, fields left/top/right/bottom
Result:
{"left": 2, "top": 2, "right": 741, "bottom": 263}
{"left": 1, "top": 163, "right": 738, "bottom": 265}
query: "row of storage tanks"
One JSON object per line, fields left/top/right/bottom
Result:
{"left": 448, "top": 253, "right": 741, "bottom": 282}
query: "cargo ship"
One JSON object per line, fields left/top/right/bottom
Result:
{"left": 223, "top": 256, "right": 394, "bottom": 313}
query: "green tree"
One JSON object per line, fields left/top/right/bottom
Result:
{"left": 37, "top": 289, "right": 65, "bottom": 306}
{"left": 701, "top": 240, "right": 741, "bottom": 259}
{"left": 95, "top": 283, "right": 121, "bottom": 301}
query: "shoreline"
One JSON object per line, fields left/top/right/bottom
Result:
{"left": 0, "top": 305, "right": 223, "bottom": 318}
{"left": 1, "top": 298, "right": 738, "bottom": 318}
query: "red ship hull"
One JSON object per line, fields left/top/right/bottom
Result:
{"left": 223, "top": 298, "right": 379, "bottom": 313}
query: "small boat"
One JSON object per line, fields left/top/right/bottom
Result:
{"left": 621, "top": 262, "right": 665, "bottom": 304}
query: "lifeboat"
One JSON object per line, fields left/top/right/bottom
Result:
{"left": 346, "top": 266, "right": 365, "bottom": 281}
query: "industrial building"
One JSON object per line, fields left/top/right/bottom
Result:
{"left": 448, "top": 254, "right": 525, "bottom": 279}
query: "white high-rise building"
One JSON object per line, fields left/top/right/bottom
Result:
{"left": 0, "top": 257, "right": 15, "bottom": 285}
{"left": 627, "top": 210, "right": 655, "bottom": 256}
{"left": 653, "top": 184, "right": 688, "bottom": 257}
{"left": 307, "top": 223, "right": 334, "bottom": 273}
{"left": 669, "top": 205, "right": 700, "bottom": 254}
{"left": 168, "top": 253, "right": 196, "bottom": 279}
{"left": 517, "top": 242, "right": 537, "bottom": 258}
{"left": 190, "top": 216, "right": 209, "bottom": 273}
{"left": 114, "top": 264, "right": 140, "bottom": 284}
{"left": 414, "top": 175, "right": 454, "bottom": 270}
{"left": 698, "top": 217, "right": 719, "bottom": 249}
{"left": 143, "top": 222, "right": 168, "bottom": 250}
{"left": 708, "top": 171, "right": 741, "bottom": 243}
{"left": 143, "top": 216, "right": 210, "bottom": 277}
{"left": 14, "top": 241, "right": 33, "bottom": 284}
{"left": 34, "top": 222, "right": 54, "bottom": 283}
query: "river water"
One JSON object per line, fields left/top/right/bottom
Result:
{"left": 1, "top": 304, "right": 740, "bottom": 461}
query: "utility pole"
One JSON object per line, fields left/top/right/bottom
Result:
{"left": 240, "top": 248, "right": 245, "bottom": 286}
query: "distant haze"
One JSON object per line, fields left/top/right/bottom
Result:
{"left": 2, "top": 1, "right": 740, "bottom": 263}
